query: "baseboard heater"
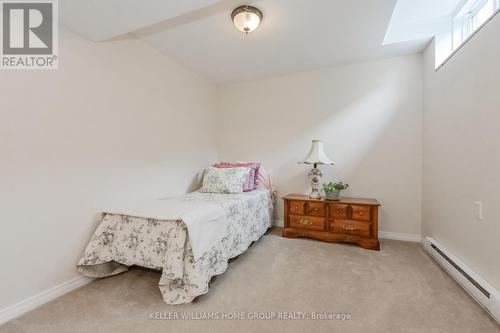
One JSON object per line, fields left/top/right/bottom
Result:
{"left": 424, "top": 237, "right": 500, "bottom": 324}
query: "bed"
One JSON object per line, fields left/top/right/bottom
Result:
{"left": 77, "top": 188, "right": 273, "bottom": 304}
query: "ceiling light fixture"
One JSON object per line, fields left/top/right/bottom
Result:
{"left": 231, "top": 5, "right": 263, "bottom": 34}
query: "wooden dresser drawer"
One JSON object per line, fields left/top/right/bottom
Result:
{"left": 289, "top": 215, "right": 325, "bottom": 231}
{"left": 283, "top": 195, "right": 380, "bottom": 251}
{"left": 306, "top": 201, "right": 326, "bottom": 217}
{"left": 330, "top": 220, "right": 371, "bottom": 238}
{"left": 330, "top": 204, "right": 349, "bottom": 219}
{"left": 289, "top": 201, "right": 305, "bottom": 215}
{"left": 351, "top": 205, "right": 371, "bottom": 222}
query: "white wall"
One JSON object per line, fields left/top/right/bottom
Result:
{"left": 217, "top": 55, "right": 423, "bottom": 235}
{"left": 423, "top": 15, "right": 500, "bottom": 290}
{"left": 0, "top": 28, "right": 218, "bottom": 310}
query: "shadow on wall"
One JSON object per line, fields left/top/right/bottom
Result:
{"left": 274, "top": 82, "right": 402, "bottom": 189}
{"left": 216, "top": 57, "right": 422, "bottom": 232}
{"left": 187, "top": 170, "right": 205, "bottom": 193}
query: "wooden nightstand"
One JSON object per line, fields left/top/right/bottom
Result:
{"left": 282, "top": 194, "right": 381, "bottom": 250}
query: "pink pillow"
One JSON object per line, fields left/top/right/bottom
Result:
{"left": 213, "top": 162, "right": 261, "bottom": 191}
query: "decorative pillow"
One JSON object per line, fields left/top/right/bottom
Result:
{"left": 236, "top": 162, "right": 261, "bottom": 186}
{"left": 214, "top": 162, "right": 261, "bottom": 188}
{"left": 200, "top": 167, "right": 251, "bottom": 194}
{"left": 213, "top": 163, "right": 255, "bottom": 191}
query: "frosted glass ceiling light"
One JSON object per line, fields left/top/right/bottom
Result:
{"left": 231, "top": 5, "right": 263, "bottom": 34}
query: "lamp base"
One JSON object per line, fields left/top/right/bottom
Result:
{"left": 308, "top": 166, "right": 322, "bottom": 199}
{"left": 309, "top": 189, "right": 322, "bottom": 199}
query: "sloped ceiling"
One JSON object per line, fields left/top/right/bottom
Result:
{"left": 60, "top": 0, "right": 225, "bottom": 41}
{"left": 61, "top": 0, "right": 430, "bottom": 84}
{"left": 384, "top": 0, "right": 463, "bottom": 44}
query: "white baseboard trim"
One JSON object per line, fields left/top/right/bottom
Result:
{"left": 274, "top": 220, "right": 422, "bottom": 243}
{"left": 378, "top": 231, "right": 422, "bottom": 242}
{"left": 0, "top": 275, "right": 94, "bottom": 326}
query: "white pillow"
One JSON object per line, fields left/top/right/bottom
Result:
{"left": 200, "top": 167, "right": 251, "bottom": 194}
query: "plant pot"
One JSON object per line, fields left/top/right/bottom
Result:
{"left": 325, "top": 189, "right": 340, "bottom": 200}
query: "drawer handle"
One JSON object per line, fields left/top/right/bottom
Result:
{"left": 343, "top": 225, "right": 356, "bottom": 231}
{"left": 313, "top": 208, "right": 318, "bottom": 211}
{"left": 359, "top": 212, "right": 364, "bottom": 215}
{"left": 300, "top": 219, "right": 313, "bottom": 226}
{"left": 336, "top": 210, "right": 341, "bottom": 214}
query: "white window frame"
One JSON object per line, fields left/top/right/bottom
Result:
{"left": 471, "top": 0, "right": 494, "bottom": 30}
{"left": 452, "top": 0, "right": 500, "bottom": 50}
{"left": 437, "top": 0, "right": 500, "bottom": 69}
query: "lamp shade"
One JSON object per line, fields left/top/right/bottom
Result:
{"left": 299, "top": 140, "right": 334, "bottom": 165}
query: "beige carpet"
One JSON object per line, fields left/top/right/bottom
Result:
{"left": 1, "top": 231, "right": 499, "bottom": 333}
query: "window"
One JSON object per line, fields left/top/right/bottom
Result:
{"left": 472, "top": 0, "right": 495, "bottom": 29}
{"left": 453, "top": 0, "right": 500, "bottom": 51}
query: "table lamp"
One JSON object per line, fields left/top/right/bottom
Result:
{"left": 299, "top": 140, "right": 334, "bottom": 199}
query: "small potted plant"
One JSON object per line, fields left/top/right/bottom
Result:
{"left": 322, "top": 181, "right": 349, "bottom": 200}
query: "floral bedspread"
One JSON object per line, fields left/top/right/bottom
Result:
{"left": 77, "top": 188, "right": 273, "bottom": 304}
